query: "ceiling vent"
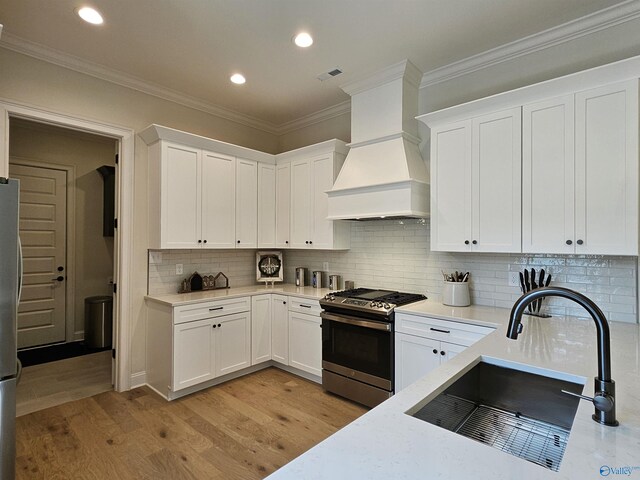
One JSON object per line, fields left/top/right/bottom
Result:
{"left": 317, "top": 67, "right": 343, "bottom": 82}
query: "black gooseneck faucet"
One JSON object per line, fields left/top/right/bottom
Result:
{"left": 507, "top": 286, "right": 619, "bottom": 426}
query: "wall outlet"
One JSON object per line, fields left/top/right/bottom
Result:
{"left": 508, "top": 272, "right": 520, "bottom": 287}
{"left": 323, "top": 262, "right": 329, "bottom": 271}
{"left": 176, "top": 264, "right": 183, "bottom": 275}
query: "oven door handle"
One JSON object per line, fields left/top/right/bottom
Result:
{"left": 320, "top": 312, "right": 391, "bottom": 331}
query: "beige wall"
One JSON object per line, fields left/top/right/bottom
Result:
{"left": 0, "top": 48, "right": 279, "bottom": 378}
{"left": 9, "top": 119, "right": 117, "bottom": 338}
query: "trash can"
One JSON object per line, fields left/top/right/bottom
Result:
{"left": 84, "top": 296, "right": 113, "bottom": 348}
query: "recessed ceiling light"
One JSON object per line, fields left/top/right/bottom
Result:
{"left": 293, "top": 32, "right": 313, "bottom": 48}
{"left": 230, "top": 73, "right": 246, "bottom": 85}
{"left": 77, "top": 6, "right": 104, "bottom": 25}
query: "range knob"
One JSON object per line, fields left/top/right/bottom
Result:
{"left": 371, "top": 302, "right": 379, "bottom": 308}
{"left": 383, "top": 303, "right": 391, "bottom": 309}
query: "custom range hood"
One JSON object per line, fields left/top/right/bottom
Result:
{"left": 327, "top": 60, "right": 429, "bottom": 220}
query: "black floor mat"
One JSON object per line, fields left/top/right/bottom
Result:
{"left": 18, "top": 341, "right": 111, "bottom": 367}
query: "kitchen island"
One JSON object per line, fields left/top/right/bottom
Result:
{"left": 267, "top": 299, "right": 640, "bottom": 480}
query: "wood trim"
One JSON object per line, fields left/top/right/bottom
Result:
{"left": 9, "top": 157, "right": 77, "bottom": 344}
{"left": 0, "top": 99, "right": 135, "bottom": 392}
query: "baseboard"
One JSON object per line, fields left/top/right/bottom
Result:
{"left": 130, "top": 371, "right": 147, "bottom": 388}
{"left": 73, "top": 330, "right": 84, "bottom": 342}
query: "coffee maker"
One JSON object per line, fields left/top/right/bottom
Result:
{"left": 295, "top": 267, "right": 307, "bottom": 287}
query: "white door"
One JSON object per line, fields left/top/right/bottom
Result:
{"left": 395, "top": 333, "right": 440, "bottom": 392}
{"left": 235, "top": 158, "right": 258, "bottom": 248}
{"left": 275, "top": 163, "right": 291, "bottom": 248}
{"left": 173, "top": 318, "right": 215, "bottom": 391}
{"left": 430, "top": 120, "right": 472, "bottom": 252}
{"left": 161, "top": 143, "right": 200, "bottom": 248}
{"left": 522, "top": 96, "right": 575, "bottom": 254}
{"left": 288, "top": 311, "right": 321, "bottom": 376}
{"left": 257, "top": 163, "right": 276, "bottom": 248}
{"left": 215, "top": 312, "right": 251, "bottom": 376}
{"left": 271, "top": 294, "right": 288, "bottom": 365}
{"left": 11, "top": 163, "right": 67, "bottom": 348}
{"left": 251, "top": 295, "right": 272, "bottom": 365}
{"left": 472, "top": 108, "right": 522, "bottom": 252}
{"left": 575, "top": 81, "right": 638, "bottom": 255}
{"left": 201, "top": 151, "right": 236, "bottom": 248}
{"left": 310, "top": 155, "right": 333, "bottom": 249}
{"left": 290, "top": 159, "right": 311, "bottom": 248}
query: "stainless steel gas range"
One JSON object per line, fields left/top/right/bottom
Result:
{"left": 319, "top": 288, "right": 426, "bottom": 408}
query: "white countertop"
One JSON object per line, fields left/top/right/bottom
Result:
{"left": 268, "top": 299, "right": 640, "bottom": 480}
{"left": 145, "top": 284, "right": 334, "bottom": 306}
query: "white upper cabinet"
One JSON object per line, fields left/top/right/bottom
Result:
{"left": 283, "top": 141, "right": 350, "bottom": 250}
{"left": 575, "top": 81, "right": 638, "bottom": 255}
{"left": 257, "top": 163, "right": 276, "bottom": 248}
{"left": 275, "top": 163, "right": 291, "bottom": 248}
{"left": 202, "top": 151, "right": 236, "bottom": 248}
{"left": 235, "top": 158, "right": 258, "bottom": 248}
{"left": 523, "top": 81, "right": 638, "bottom": 255}
{"left": 523, "top": 96, "right": 575, "bottom": 254}
{"left": 430, "top": 108, "right": 521, "bottom": 253}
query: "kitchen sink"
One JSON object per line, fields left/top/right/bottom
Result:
{"left": 407, "top": 357, "right": 586, "bottom": 472}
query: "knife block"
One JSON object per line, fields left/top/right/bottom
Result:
{"left": 442, "top": 281, "right": 470, "bottom": 307}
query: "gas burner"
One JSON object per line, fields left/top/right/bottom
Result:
{"left": 321, "top": 287, "right": 426, "bottom": 318}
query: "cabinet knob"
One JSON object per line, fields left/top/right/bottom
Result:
{"left": 440, "top": 351, "right": 446, "bottom": 356}
{"left": 212, "top": 324, "right": 216, "bottom": 329}
{"left": 305, "top": 241, "right": 309, "bottom": 244}
{"left": 472, "top": 240, "right": 477, "bottom": 245}
{"left": 566, "top": 240, "right": 573, "bottom": 245}
{"left": 198, "top": 240, "right": 202, "bottom": 244}
{"left": 432, "top": 349, "right": 438, "bottom": 354}
{"left": 203, "top": 240, "right": 207, "bottom": 244}
{"left": 283, "top": 301, "right": 287, "bottom": 305}
{"left": 237, "top": 240, "right": 241, "bottom": 244}
{"left": 577, "top": 239, "right": 584, "bottom": 245}
{"left": 218, "top": 323, "right": 221, "bottom": 328}
{"left": 464, "top": 240, "right": 470, "bottom": 245}
{"left": 285, "top": 241, "right": 289, "bottom": 244}
{"left": 309, "top": 241, "right": 313, "bottom": 245}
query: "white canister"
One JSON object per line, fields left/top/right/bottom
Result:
{"left": 442, "top": 281, "right": 470, "bottom": 307}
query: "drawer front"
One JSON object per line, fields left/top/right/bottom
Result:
{"left": 174, "top": 296, "right": 251, "bottom": 324}
{"left": 287, "top": 296, "right": 322, "bottom": 315}
{"left": 395, "top": 313, "right": 493, "bottom": 347}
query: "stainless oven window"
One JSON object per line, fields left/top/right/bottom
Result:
{"left": 322, "top": 318, "right": 392, "bottom": 381}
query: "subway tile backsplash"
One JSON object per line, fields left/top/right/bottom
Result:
{"left": 148, "top": 219, "right": 638, "bottom": 323}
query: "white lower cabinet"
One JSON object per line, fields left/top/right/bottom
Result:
{"left": 288, "top": 310, "right": 322, "bottom": 377}
{"left": 394, "top": 313, "right": 493, "bottom": 393}
{"left": 251, "top": 295, "right": 272, "bottom": 365}
{"left": 215, "top": 312, "right": 251, "bottom": 376}
{"left": 173, "top": 318, "right": 215, "bottom": 391}
{"left": 271, "top": 294, "right": 289, "bottom": 365}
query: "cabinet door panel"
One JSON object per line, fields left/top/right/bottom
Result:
{"left": 215, "top": 312, "right": 251, "bottom": 376}
{"left": 271, "top": 294, "right": 289, "bottom": 365}
{"left": 276, "top": 163, "right": 291, "bottom": 248}
{"left": 288, "top": 311, "right": 321, "bottom": 376}
{"left": 575, "top": 81, "right": 638, "bottom": 255}
{"left": 236, "top": 159, "right": 258, "bottom": 248}
{"left": 430, "top": 121, "right": 472, "bottom": 252}
{"left": 395, "top": 333, "right": 440, "bottom": 393}
{"left": 173, "top": 318, "right": 214, "bottom": 391}
{"left": 472, "top": 108, "right": 522, "bottom": 252}
{"left": 441, "top": 342, "right": 465, "bottom": 362}
{"left": 523, "top": 96, "right": 575, "bottom": 254}
{"left": 258, "top": 164, "right": 276, "bottom": 248}
{"left": 311, "top": 155, "right": 333, "bottom": 249}
{"left": 162, "top": 143, "right": 200, "bottom": 248}
{"left": 290, "top": 159, "right": 312, "bottom": 248}
{"left": 251, "top": 296, "right": 272, "bottom": 365}
{"left": 201, "top": 151, "right": 236, "bottom": 248}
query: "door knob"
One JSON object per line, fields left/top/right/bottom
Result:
{"left": 51, "top": 276, "right": 64, "bottom": 282}
{"left": 57, "top": 266, "right": 64, "bottom": 272}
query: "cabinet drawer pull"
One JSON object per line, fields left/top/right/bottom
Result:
{"left": 300, "top": 304, "right": 312, "bottom": 309}
{"left": 209, "top": 307, "right": 224, "bottom": 311}
{"left": 430, "top": 327, "right": 450, "bottom": 334}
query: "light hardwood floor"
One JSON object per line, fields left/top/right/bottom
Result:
{"left": 16, "top": 367, "right": 367, "bottom": 479}
{"left": 16, "top": 350, "right": 113, "bottom": 417}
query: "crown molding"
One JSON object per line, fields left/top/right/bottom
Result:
{"left": 341, "top": 59, "right": 423, "bottom": 96}
{"left": 274, "top": 100, "right": 351, "bottom": 135}
{"left": 420, "top": 0, "right": 640, "bottom": 88}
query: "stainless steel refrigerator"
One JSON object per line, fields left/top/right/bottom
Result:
{"left": 0, "top": 177, "right": 20, "bottom": 479}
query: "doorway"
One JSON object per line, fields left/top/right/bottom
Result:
{"left": 9, "top": 118, "right": 117, "bottom": 415}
